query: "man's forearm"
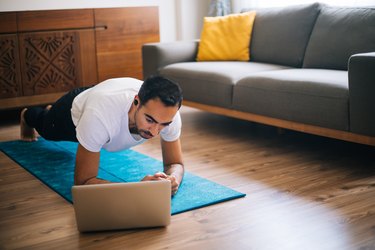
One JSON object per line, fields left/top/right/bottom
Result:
{"left": 164, "top": 163, "right": 184, "bottom": 183}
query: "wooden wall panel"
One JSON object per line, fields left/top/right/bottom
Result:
{"left": 17, "top": 9, "right": 94, "bottom": 32}
{"left": 94, "top": 7, "right": 160, "bottom": 81}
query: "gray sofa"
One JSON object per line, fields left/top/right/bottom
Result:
{"left": 142, "top": 3, "right": 375, "bottom": 146}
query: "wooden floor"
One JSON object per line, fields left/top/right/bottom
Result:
{"left": 1, "top": 106, "right": 375, "bottom": 250}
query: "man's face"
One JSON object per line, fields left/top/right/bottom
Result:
{"left": 133, "top": 98, "right": 179, "bottom": 139}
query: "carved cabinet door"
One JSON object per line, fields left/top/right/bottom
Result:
{"left": 0, "top": 34, "right": 22, "bottom": 98}
{"left": 18, "top": 31, "right": 82, "bottom": 96}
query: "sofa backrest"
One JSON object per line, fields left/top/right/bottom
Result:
{"left": 248, "top": 3, "right": 321, "bottom": 67}
{"left": 303, "top": 5, "right": 375, "bottom": 71}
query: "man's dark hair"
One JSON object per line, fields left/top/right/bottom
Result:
{"left": 138, "top": 76, "right": 183, "bottom": 108}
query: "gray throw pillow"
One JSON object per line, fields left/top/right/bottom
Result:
{"left": 248, "top": 3, "right": 321, "bottom": 67}
{"left": 303, "top": 6, "right": 375, "bottom": 70}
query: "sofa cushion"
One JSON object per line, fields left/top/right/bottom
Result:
{"left": 232, "top": 69, "right": 349, "bottom": 130}
{"left": 197, "top": 11, "right": 256, "bottom": 61}
{"left": 248, "top": 3, "right": 321, "bottom": 67}
{"left": 303, "top": 6, "right": 375, "bottom": 70}
{"left": 160, "top": 62, "right": 289, "bottom": 108}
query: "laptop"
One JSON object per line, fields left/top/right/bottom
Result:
{"left": 71, "top": 180, "right": 171, "bottom": 232}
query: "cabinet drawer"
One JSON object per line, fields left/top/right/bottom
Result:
{"left": 0, "top": 12, "right": 17, "bottom": 34}
{"left": 17, "top": 9, "right": 94, "bottom": 32}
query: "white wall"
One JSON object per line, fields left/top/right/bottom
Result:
{"left": 175, "top": 0, "right": 210, "bottom": 41}
{"left": 0, "top": 0, "right": 211, "bottom": 42}
{"left": 0, "top": 0, "right": 177, "bottom": 42}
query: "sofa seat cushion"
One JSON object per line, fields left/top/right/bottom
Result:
{"left": 160, "top": 61, "right": 289, "bottom": 108}
{"left": 233, "top": 69, "right": 349, "bottom": 130}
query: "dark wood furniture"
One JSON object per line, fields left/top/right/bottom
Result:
{"left": 0, "top": 7, "right": 159, "bottom": 110}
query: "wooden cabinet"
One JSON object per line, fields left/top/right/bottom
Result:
{"left": 0, "top": 7, "right": 159, "bottom": 109}
{"left": 0, "top": 13, "right": 21, "bottom": 99}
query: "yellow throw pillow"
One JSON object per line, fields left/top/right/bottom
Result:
{"left": 197, "top": 11, "right": 256, "bottom": 61}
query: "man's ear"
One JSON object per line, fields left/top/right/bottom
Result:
{"left": 134, "top": 95, "right": 139, "bottom": 106}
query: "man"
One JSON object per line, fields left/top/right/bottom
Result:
{"left": 20, "top": 76, "right": 184, "bottom": 195}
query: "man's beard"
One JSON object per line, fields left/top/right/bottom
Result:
{"left": 131, "top": 109, "right": 153, "bottom": 139}
{"left": 138, "top": 130, "right": 153, "bottom": 139}
{"left": 129, "top": 126, "right": 138, "bottom": 134}
{"left": 129, "top": 124, "right": 153, "bottom": 139}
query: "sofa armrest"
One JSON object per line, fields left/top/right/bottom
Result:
{"left": 348, "top": 52, "right": 375, "bottom": 136}
{"left": 142, "top": 40, "right": 199, "bottom": 79}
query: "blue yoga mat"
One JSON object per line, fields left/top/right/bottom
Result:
{"left": 0, "top": 138, "right": 245, "bottom": 214}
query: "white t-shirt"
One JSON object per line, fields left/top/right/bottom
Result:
{"left": 71, "top": 77, "right": 181, "bottom": 152}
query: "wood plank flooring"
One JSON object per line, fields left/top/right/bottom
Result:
{"left": 1, "top": 106, "right": 375, "bottom": 250}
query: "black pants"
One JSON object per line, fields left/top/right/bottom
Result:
{"left": 24, "top": 87, "right": 91, "bottom": 142}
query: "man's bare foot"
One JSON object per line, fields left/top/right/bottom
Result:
{"left": 20, "top": 108, "right": 38, "bottom": 142}
{"left": 45, "top": 105, "right": 52, "bottom": 111}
